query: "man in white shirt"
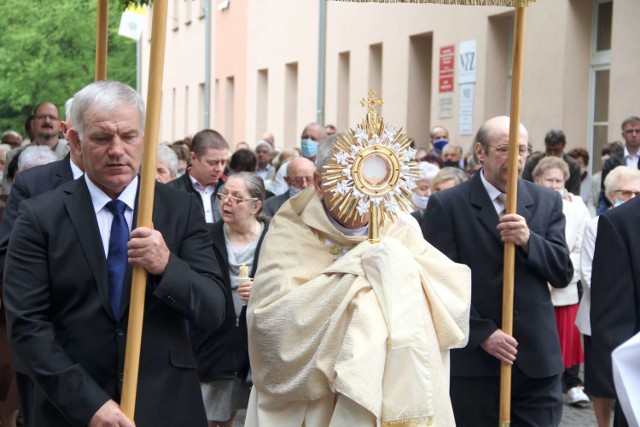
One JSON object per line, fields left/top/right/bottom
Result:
{"left": 169, "top": 129, "right": 229, "bottom": 223}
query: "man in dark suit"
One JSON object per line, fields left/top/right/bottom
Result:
{"left": 590, "top": 195, "right": 640, "bottom": 427}
{"left": 0, "top": 98, "right": 83, "bottom": 427}
{"left": 2, "top": 80, "right": 227, "bottom": 427}
{"left": 423, "top": 116, "right": 573, "bottom": 426}
{"left": 263, "top": 157, "right": 315, "bottom": 217}
{"left": 597, "top": 116, "right": 640, "bottom": 213}
{"left": 169, "top": 129, "right": 228, "bottom": 223}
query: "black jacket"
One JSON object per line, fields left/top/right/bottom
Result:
{"left": 168, "top": 172, "right": 225, "bottom": 223}
{"left": 191, "top": 219, "right": 269, "bottom": 382}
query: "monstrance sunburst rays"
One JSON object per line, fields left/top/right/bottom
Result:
{"left": 322, "top": 89, "right": 421, "bottom": 242}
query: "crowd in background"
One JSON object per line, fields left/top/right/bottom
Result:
{"left": 0, "top": 91, "right": 639, "bottom": 427}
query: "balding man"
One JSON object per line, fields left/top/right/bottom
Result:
{"left": 1, "top": 131, "right": 22, "bottom": 149}
{"left": 269, "top": 123, "right": 327, "bottom": 196}
{"left": 255, "top": 140, "right": 275, "bottom": 181}
{"left": 262, "top": 157, "right": 315, "bottom": 217}
{"left": 423, "top": 116, "right": 572, "bottom": 426}
{"left": 2, "top": 102, "right": 70, "bottom": 195}
{"left": 428, "top": 125, "right": 449, "bottom": 159}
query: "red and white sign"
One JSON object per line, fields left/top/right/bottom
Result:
{"left": 439, "top": 45, "right": 455, "bottom": 93}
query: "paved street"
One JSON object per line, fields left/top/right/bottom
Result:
{"left": 234, "top": 379, "right": 607, "bottom": 426}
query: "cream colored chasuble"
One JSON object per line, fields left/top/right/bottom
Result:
{"left": 245, "top": 189, "right": 471, "bottom": 427}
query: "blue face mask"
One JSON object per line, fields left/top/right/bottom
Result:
{"left": 613, "top": 198, "right": 625, "bottom": 208}
{"left": 433, "top": 138, "right": 448, "bottom": 152}
{"left": 301, "top": 139, "right": 318, "bottom": 158}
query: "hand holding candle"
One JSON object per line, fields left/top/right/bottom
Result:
{"left": 238, "top": 264, "right": 252, "bottom": 302}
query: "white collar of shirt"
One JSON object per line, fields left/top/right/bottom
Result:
{"left": 69, "top": 157, "right": 84, "bottom": 180}
{"left": 189, "top": 172, "right": 216, "bottom": 191}
{"left": 85, "top": 175, "right": 138, "bottom": 256}
{"left": 623, "top": 148, "right": 639, "bottom": 169}
{"left": 624, "top": 147, "right": 639, "bottom": 159}
{"left": 479, "top": 169, "right": 506, "bottom": 215}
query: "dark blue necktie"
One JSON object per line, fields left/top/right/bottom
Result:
{"left": 106, "top": 200, "right": 129, "bottom": 316}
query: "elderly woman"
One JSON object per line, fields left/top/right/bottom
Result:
{"left": 191, "top": 172, "right": 269, "bottom": 427}
{"left": 410, "top": 161, "right": 439, "bottom": 220}
{"left": 430, "top": 166, "right": 468, "bottom": 194}
{"left": 156, "top": 144, "right": 179, "bottom": 184}
{"left": 532, "top": 156, "right": 591, "bottom": 407}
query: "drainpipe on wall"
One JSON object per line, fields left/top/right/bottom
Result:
{"left": 316, "top": 0, "right": 327, "bottom": 125}
{"left": 204, "top": 0, "right": 212, "bottom": 128}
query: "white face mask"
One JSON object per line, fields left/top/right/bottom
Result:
{"left": 412, "top": 193, "right": 429, "bottom": 210}
{"left": 613, "top": 198, "right": 625, "bottom": 208}
{"left": 555, "top": 188, "right": 569, "bottom": 199}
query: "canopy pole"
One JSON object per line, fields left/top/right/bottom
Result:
{"left": 499, "top": 6, "right": 526, "bottom": 427}
{"left": 95, "top": 0, "right": 109, "bottom": 80}
{"left": 120, "top": 0, "right": 169, "bottom": 420}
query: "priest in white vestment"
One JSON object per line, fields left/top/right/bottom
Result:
{"left": 245, "top": 135, "right": 472, "bottom": 427}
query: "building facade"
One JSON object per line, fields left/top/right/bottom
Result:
{"left": 140, "top": 0, "right": 639, "bottom": 172}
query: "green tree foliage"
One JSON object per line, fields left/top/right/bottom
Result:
{"left": 119, "top": 0, "right": 153, "bottom": 11}
{"left": 0, "top": 0, "right": 136, "bottom": 135}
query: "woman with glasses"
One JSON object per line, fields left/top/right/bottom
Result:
{"left": 532, "top": 156, "right": 592, "bottom": 408}
{"left": 191, "top": 172, "right": 269, "bottom": 427}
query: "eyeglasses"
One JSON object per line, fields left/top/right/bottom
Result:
{"left": 33, "top": 114, "right": 59, "bottom": 121}
{"left": 488, "top": 144, "right": 532, "bottom": 157}
{"left": 216, "top": 192, "right": 259, "bottom": 204}
{"left": 288, "top": 176, "right": 313, "bottom": 185}
{"left": 623, "top": 129, "right": 640, "bottom": 135}
{"left": 614, "top": 189, "right": 640, "bottom": 198}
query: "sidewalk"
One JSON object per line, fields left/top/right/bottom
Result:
{"left": 235, "top": 397, "right": 602, "bottom": 426}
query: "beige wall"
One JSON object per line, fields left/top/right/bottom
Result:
{"left": 609, "top": 0, "right": 640, "bottom": 137}
{"left": 141, "top": 0, "right": 208, "bottom": 143}
{"left": 140, "top": 0, "right": 639, "bottom": 166}
{"left": 215, "top": 0, "right": 248, "bottom": 144}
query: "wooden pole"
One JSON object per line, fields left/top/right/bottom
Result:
{"left": 499, "top": 6, "right": 526, "bottom": 427}
{"left": 120, "top": 0, "right": 168, "bottom": 420}
{"left": 95, "top": 0, "right": 109, "bottom": 81}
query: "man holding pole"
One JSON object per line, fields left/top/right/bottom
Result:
{"left": 422, "top": 116, "right": 572, "bottom": 426}
{"left": 2, "top": 80, "right": 227, "bottom": 427}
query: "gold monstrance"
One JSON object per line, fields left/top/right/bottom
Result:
{"left": 322, "top": 90, "right": 420, "bottom": 243}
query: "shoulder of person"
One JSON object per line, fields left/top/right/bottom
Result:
{"left": 155, "top": 180, "right": 199, "bottom": 204}
{"left": 167, "top": 173, "right": 191, "bottom": 191}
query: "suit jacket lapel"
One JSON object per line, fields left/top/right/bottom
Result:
{"left": 469, "top": 173, "right": 503, "bottom": 244}
{"left": 54, "top": 155, "right": 74, "bottom": 184}
{"left": 516, "top": 180, "right": 534, "bottom": 224}
{"left": 211, "top": 222, "right": 230, "bottom": 280}
{"left": 64, "top": 179, "right": 114, "bottom": 320}
{"left": 116, "top": 180, "right": 145, "bottom": 320}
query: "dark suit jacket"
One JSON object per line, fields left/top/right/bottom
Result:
{"left": 590, "top": 196, "right": 640, "bottom": 399}
{"left": 168, "top": 172, "right": 225, "bottom": 223}
{"left": 422, "top": 173, "right": 572, "bottom": 379}
{"left": 263, "top": 192, "right": 290, "bottom": 218}
{"left": 2, "top": 178, "right": 227, "bottom": 427}
{"left": 191, "top": 219, "right": 269, "bottom": 382}
{"left": 0, "top": 155, "right": 74, "bottom": 277}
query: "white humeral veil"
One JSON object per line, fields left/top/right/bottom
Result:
{"left": 612, "top": 331, "right": 640, "bottom": 427}
{"left": 245, "top": 188, "right": 471, "bottom": 427}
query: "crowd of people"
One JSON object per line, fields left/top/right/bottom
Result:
{"left": 0, "top": 80, "right": 638, "bottom": 427}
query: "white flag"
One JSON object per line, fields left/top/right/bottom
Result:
{"left": 118, "top": 9, "right": 146, "bottom": 40}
